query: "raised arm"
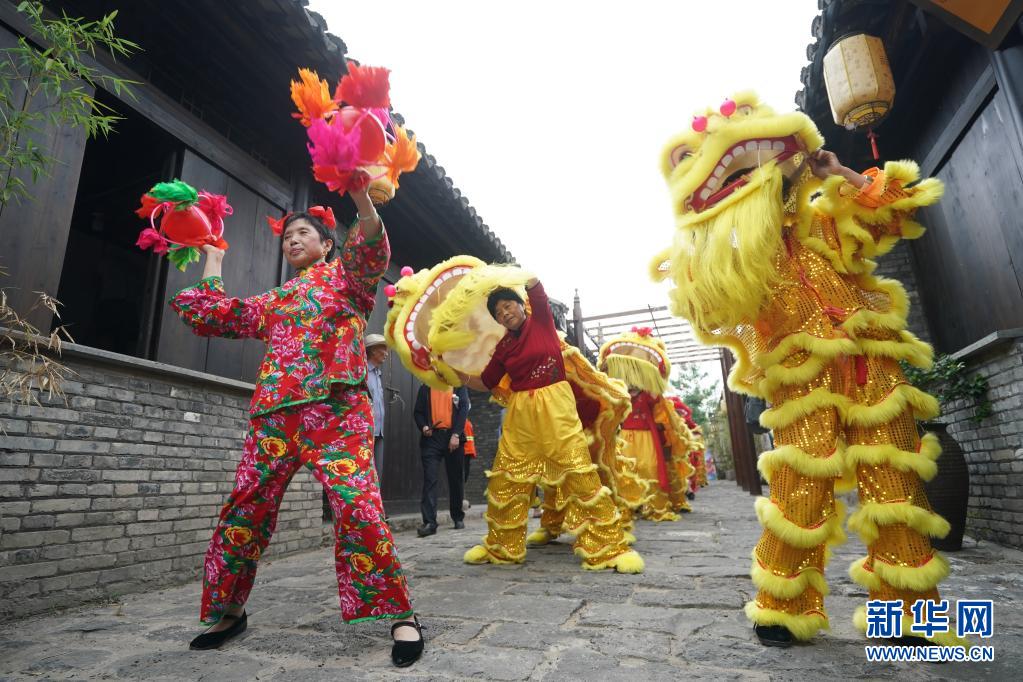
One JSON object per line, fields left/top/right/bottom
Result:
{"left": 810, "top": 151, "right": 943, "bottom": 269}
{"left": 336, "top": 184, "right": 390, "bottom": 314}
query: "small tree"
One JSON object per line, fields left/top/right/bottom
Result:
{"left": 0, "top": 2, "right": 139, "bottom": 406}
{"left": 669, "top": 361, "right": 720, "bottom": 429}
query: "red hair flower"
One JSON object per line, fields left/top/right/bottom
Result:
{"left": 307, "top": 205, "right": 336, "bottom": 229}
{"left": 267, "top": 214, "right": 287, "bottom": 236}
{"left": 631, "top": 326, "right": 653, "bottom": 337}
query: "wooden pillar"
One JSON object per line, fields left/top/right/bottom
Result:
{"left": 720, "top": 350, "right": 762, "bottom": 496}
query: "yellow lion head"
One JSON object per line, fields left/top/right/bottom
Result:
{"left": 384, "top": 255, "right": 485, "bottom": 388}
{"left": 652, "top": 93, "right": 824, "bottom": 331}
{"left": 598, "top": 327, "right": 670, "bottom": 395}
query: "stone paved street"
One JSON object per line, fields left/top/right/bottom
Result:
{"left": 1, "top": 481, "right": 1020, "bottom": 680}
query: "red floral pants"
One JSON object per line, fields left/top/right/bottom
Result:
{"left": 200, "top": 387, "right": 413, "bottom": 624}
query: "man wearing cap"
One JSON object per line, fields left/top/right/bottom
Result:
{"left": 365, "top": 333, "right": 389, "bottom": 484}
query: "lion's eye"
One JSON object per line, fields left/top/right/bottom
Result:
{"left": 737, "top": 104, "right": 754, "bottom": 116}
{"left": 670, "top": 145, "right": 693, "bottom": 168}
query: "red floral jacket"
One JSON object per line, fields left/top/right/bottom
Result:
{"left": 170, "top": 227, "right": 390, "bottom": 417}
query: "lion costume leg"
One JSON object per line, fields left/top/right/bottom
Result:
{"left": 745, "top": 364, "right": 846, "bottom": 641}
{"left": 622, "top": 429, "right": 678, "bottom": 522}
{"left": 667, "top": 453, "right": 692, "bottom": 513}
{"left": 527, "top": 485, "right": 565, "bottom": 546}
{"left": 464, "top": 468, "right": 533, "bottom": 565}
{"left": 844, "top": 356, "right": 961, "bottom": 645}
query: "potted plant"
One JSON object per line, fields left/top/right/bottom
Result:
{"left": 902, "top": 355, "right": 992, "bottom": 551}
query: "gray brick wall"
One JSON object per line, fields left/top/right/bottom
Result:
{"left": 942, "top": 339, "right": 1023, "bottom": 549}
{"left": 873, "top": 239, "right": 933, "bottom": 345}
{"left": 0, "top": 354, "right": 329, "bottom": 619}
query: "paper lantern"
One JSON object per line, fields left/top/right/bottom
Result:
{"left": 822, "top": 34, "right": 895, "bottom": 130}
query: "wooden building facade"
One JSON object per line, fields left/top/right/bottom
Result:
{"left": 0, "top": 0, "right": 511, "bottom": 617}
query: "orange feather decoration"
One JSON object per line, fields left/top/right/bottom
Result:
{"left": 290, "top": 68, "right": 338, "bottom": 127}
{"left": 382, "top": 127, "right": 421, "bottom": 187}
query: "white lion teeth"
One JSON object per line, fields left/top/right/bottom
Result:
{"left": 721, "top": 154, "right": 733, "bottom": 166}
{"left": 759, "top": 140, "right": 773, "bottom": 150}
{"left": 405, "top": 322, "right": 414, "bottom": 332}
{"left": 772, "top": 140, "right": 785, "bottom": 151}
{"left": 713, "top": 165, "right": 725, "bottom": 178}
{"left": 411, "top": 341, "right": 422, "bottom": 350}
{"left": 732, "top": 146, "right": 745, "bottom": 157}
{"left": 745, "top": 141, "right": 758, "bottom": 153}
{"left": 699, "top": 188, "right": 711, "bottom": 200}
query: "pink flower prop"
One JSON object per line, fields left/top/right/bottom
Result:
{"left": 135, "top": 227, "right": 170, "bottom": 255}
{"left": 307, "top": 117, "right": 364, "bottom": 172}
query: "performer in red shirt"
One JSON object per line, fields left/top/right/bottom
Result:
{"left": 459, "top": 278, "right": 644, "bottom": 573}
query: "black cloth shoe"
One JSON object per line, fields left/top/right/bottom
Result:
{"left": 453, "top": 520, "right": 465, "bottom": 529}
{"left": 416, "top": 523, "right": 437, "bottom": 537}
{"left": 754, "top": 624, "right": 794, "bottom": 648}
{"left": 685, "top": 491, "right": 695, "bottom": 501}
{"left": 189, "top": 611, "right": 247, "bottom": 650}
{"left": 391, "top": 616, "right": 425, "bottom": 667}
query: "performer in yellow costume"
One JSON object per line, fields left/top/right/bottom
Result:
{"left": 384, "top": 259, "right": 643, "bottom": 573}
{"left": 598, "top": 328, "right": 697, "bottom": 521}
{"left": 671, "top": 398, "right": 708, "bottom": 498}
{"left": 653, "top": 92, "right": 962, "bottom": 647}
{"left": 505, "top": 339, "right": 652, "bottom": 547}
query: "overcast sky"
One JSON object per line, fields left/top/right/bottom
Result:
{"left": 309, "top": 0, "right": 819, "bottom": 319}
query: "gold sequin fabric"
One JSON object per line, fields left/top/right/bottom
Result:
{"left": 731, "top": 202, "right": 949, "bottom": 634}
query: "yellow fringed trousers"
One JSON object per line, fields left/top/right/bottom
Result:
{"left": 476, "top": 381, "right": 632, "bottom": 568}
{"left": 747, "top": 354, "right": 959, "bottom": 644}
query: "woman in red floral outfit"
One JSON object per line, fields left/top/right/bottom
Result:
{"left": 171, "top": 186, "right": 423, "bottom": 666}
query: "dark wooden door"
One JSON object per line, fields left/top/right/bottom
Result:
{"left": 367, "top": 262, "right": 424, "bottom": 504}
{"left": 912, "top": 87, "right": 1023, "bottom": 353}
{"left": 156, "top": 149, "right": 283, "bottom": 381}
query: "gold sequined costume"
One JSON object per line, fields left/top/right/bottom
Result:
{"left": 652, "top": 92, "right": 962, "bottom": 644}
{"left": 598, "top": 328, "right": 697, "bottom": 521}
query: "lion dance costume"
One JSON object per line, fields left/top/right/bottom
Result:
{"left": 598, "top": 328, "right": 697, "bottom": 521}
{"left": 653, "top": 92, "right": 962, "bottom": 644}
{"left": 671, "top": 398, "right": 708, "bottom": 496}
{"left": 385, "top": 257, "right": 643, "bottom": 572}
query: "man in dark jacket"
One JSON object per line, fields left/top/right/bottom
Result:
{"left": 413, "top": 384, "right": 470, "bottom": 536}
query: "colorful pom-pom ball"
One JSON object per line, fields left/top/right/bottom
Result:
{"left": 400, "top": 266, "right": 414, "bottom": 277}
{"left": 719, "top": 98, "right": 736, "bottom": 117}
{"left": 691, "top": 115, "right": 708, "bottom": 133}
{"left": 384, "top": 284, "right": 397, "bottom": 298}
{"left": 338, "top": 106, "right": 386, "bottom": 163}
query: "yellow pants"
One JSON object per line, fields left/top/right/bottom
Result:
{"left": 478, "top": 381, "right": 631, "bottom": 567}
{"left": 621, "top": 429, "right": 683, "bottom": 520}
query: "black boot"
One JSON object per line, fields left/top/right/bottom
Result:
{"left": 189, "top": 611, "right": 247, "bottom": 650}
{"left": 754, "top": 623, "right": 794, "bottom": 648}
{"left": 417, "top": 523, "right": 437, "bottom": 537}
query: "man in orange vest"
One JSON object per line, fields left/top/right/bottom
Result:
{"left": 414, "top": 385, "right": 470, "bottom": 536}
